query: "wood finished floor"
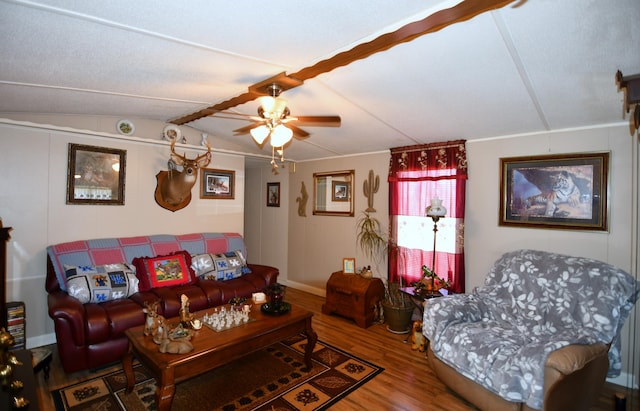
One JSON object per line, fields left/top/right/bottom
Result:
{"left": 35, "top": 287, "right": 638, "bottom": 410}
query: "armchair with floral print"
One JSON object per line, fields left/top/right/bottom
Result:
{"left": 423, "top": 249, "right": 639, "bottom": 411}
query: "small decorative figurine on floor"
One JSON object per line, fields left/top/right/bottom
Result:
{"left": 410, "top": 321, "right": 426, "bottom": 352}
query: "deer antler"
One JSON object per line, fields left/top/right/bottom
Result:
{"left": 169, "top": 139, "right": 211, "bottom": 167}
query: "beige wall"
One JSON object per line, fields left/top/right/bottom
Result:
{"left": 466, "top": 126, "right": 634, "bottom": 288}
{"left": 285, "top": 153, "right": 390, "bottom": 294}
{"left": 0, "top": 117, "right": 246, "bottom": 347}
{"left": 244, "top": 164, "right": 290, "bottom": 280}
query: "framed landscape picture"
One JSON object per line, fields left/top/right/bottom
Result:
{"left": 200, "top": 168, "right": 235, "bottom": 199}
{"left": 499, "top": 152, "right": 609, "bottom": 231}
{"left": 66, "top": 143, "right": 126, "bottom": 205}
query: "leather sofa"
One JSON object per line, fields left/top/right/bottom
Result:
{"left": 46, "top": 233, "right": 279, "bottom": 373}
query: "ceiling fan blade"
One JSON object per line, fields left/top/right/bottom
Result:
{"left": 233, "top": 122, "right": 263, "bottom": 135}
{"left": 288, "top": 124, "right": 310, "bottom": 139}
{"left": 291, "top": 116, "right": 341, "bottom": 127}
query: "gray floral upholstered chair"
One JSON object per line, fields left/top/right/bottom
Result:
{"left": 423, "top": 249, "right": 639, "bottom": 411}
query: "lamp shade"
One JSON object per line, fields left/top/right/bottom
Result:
{"left": 270, "top": 124, "right": 293, "bottom": 147}
{"left": 250, "top": 125, "right": 270, "bottom": 144}
{"left": 426, "top": 197, "right": 447, "bottom": 217}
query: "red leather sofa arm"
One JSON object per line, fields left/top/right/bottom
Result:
{"left": 47, "top": 289, "right": 86, "bottom": 345}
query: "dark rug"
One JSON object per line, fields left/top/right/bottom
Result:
{"left": 51, "top": 335, "right": 383, "bottom": 411}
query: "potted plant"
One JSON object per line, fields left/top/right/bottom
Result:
{"left": 356, "top": 211, "right": 387, "bottom": 264}
{"left": 381, "top": 278, "right": 414, "bottom": 333}
{"left": 356, "top": 211, "right": 414, "bottom": 332}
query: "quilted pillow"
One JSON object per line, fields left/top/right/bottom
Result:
{"left": 191, "top": 250, "right": 250, "bottom": 281}
{"left": 132, "top": 250, "right": 197, "bottom": 292}
{"left": 64, "top": 263, "right": 139, "bottom": 304}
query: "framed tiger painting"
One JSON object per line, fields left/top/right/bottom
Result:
{"left": 499, "top": 152, "right": 609, "bottom": 231}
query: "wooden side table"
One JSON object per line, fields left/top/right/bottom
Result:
{"left": 322, "top": 271, "right": 384, "bottom": 328}
{"left": 31, "top": 346, "right": 53, "bottom": 380}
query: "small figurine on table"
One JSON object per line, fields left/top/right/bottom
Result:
{"left": 179, "top": 294, "right": 194, "bottom": 326}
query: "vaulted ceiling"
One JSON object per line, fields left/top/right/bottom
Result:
{"left": 1, "top": 0, "right": 638, "bottom": 163}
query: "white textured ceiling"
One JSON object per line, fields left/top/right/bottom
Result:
{"left": 0, "top": 0, "right": 638, "bottom": 162}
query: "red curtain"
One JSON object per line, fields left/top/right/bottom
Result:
{"left": 388, "top": 140, "right": 467, "bottom": 293}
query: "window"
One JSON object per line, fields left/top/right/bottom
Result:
{"left": 388, "top": 141, "right": 467, "bottom": 293}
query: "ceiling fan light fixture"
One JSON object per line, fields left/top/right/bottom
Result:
{"left": 258, "top": 96, "right": 288, "bottom": 119}
{"left": 250, "top": 125, "right": 270, "bottom": 144}
{"left": 270, "top": 124, "right": 293, "bottom": 147}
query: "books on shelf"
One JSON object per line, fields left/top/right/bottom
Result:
{"left": 5, "top": 301, "right": 25, "bottom": 350}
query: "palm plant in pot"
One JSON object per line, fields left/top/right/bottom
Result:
{"left": 356, "top": 212, "right": 413, "bottom": 332}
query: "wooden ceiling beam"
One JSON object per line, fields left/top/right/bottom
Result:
{"left": 170, "top": 0, "right": 517, "bottom": 125}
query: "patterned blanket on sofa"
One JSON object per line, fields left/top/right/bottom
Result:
{"left": 423, "top": 249, "right": 639, "bottom": 409}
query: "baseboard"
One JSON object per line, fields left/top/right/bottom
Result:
{"left": 606, "top": 372, "right": 639, "bottom": 389}
{"left": 26, "top": 332, "right": 56, "bottom": 349}
{"left": 282, "top": 280, "right": 325, "bottom": 297}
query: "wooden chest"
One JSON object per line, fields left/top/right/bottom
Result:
{"left": 322, "top": 271, "right": 385, "bottom": 328}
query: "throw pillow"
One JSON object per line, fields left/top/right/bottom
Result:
{"left": 191, "top": 250, "right": 250, "bottom": 281}
{"left": 64, "top": 263, "right": 139, "bottom": 304}
{"left": 132, "top": 250, "right": 197, "bottom": 292}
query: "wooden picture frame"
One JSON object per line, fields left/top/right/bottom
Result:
{"left": 499, "top": 152, "right": 609, "bottom": 231}
{"left": 66, "top": 143, "right": 126, "bottom": 205}
{"left": 332, "top": 181, "right": 350, "bottom": 202}
{"left": 267, "top": 182, "right": 280, "bottom": 207}
{"left": 200, "top": 168, "right": 235, "bottom": 199}
{"left": 342, "top": 258, "right": 356, "bottom": 274}
{"left": 313, "top": 170, "right": 355, "bottom": 217}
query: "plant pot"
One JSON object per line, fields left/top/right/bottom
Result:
{"left": 381, "top": 301, "right": 414, "bottom": 334}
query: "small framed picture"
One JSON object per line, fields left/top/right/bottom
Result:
{"left": 332, "top": 181, "right": 350, "bottom": 202}
{"left": 200, "top": 168, "right": 235, "bottom": 199}
{"left": 342, "top": 258, "right": 356, "bottom": 274}
{"left": 66, "top": 143, "right": 126, "bottom": 205}
{"left": 267, "top": 182, "right": 280, "bottom": 207}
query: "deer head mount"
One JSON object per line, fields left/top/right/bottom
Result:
{"left": 154, "top": 140, "right": 211, "bottom": 212}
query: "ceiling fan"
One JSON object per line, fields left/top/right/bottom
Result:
{"left": 226, "top": 83, "right": 341, "bottom": 147}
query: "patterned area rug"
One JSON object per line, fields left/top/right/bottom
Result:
{"left": 51, "top": 335, "right": 383, "bottom": 411}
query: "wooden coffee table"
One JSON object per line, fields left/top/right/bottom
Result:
{"left": 122, "top": 302, "right": 317, "bottom": 411}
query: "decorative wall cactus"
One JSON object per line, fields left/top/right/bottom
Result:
{"left": 296, "top": 181, "right": 308, "bottom": 217}
{"left": 363, "top": 169, "right": 379, "bottom": 212}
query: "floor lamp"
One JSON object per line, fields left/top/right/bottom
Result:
{"left": 425, "top": 197, "right": 446, "bottom": 273}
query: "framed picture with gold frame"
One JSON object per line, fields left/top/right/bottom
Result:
{"left": 342, "top": 258, "right": 356, "bottom": 274}
{"left": 499, "top": 152, "right": 609, "bottom": 231}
